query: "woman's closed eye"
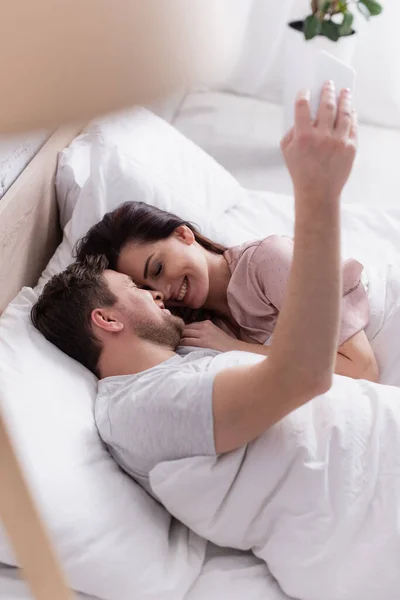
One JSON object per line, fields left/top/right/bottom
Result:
{"left": 153, "top": 262, "right": 163, "bottom": 278}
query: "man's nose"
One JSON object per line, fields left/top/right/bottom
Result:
{"left": 153, "top": 283, "right": 172, "bottom": 300}
{"left": 150, "top": 290, "right": 164, "bottom": 302}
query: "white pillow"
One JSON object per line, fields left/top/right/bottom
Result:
{"left": 56, "top": 131, "right": 91, "bottom": 228}
{"left": 55, "top": 107, "right": 247, "bottom": 233}
{"left": 0, "top": 288, "right": 206, "bottom": 600}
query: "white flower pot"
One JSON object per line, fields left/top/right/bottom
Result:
{"left": 283, "top": 21, "right": 357, "bottom": 132}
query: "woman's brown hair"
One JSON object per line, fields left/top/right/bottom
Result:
{"left": 75, "top": 201, "right": 226, "bottom": 268}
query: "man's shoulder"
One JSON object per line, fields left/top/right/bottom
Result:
{"left": 176, "top": 346, "right": 220, "bottom": 359}
{"left": 97, "top": 348, "right": 263, "bottom": 403}
{"left": 97, "top": 350, "right": 218, "bottom": 396}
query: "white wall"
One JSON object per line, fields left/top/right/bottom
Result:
{"left": 219, "top": 0, "right": 400, "bottom": 128}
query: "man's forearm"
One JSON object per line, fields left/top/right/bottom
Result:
{"left": 267, "top": 194, "right": 341, "bottom": 397}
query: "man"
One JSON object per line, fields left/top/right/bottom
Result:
{"left": 31, "top": 86, "right": 356, "bottom": 496}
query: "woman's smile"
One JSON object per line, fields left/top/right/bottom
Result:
{"left": 176, "top": 277, "right": 189, "bottom": 302}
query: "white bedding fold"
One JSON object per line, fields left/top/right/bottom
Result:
{"left": 151, "top": 375, "right": 400, "bottom": 600}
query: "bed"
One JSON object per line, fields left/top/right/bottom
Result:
{"left": 171, "top": 90, "right": 400, "bottom": 208}
{"left": 1, "top": 97, "right": 400, "bottom": 599}
{"left": 0, "top": 549, "right": 285, "bottom": 600}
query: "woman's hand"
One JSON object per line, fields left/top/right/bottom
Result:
{"left": 281, "top": 83, "right": 357, "bottom": 201}
{"left": 335, "top": 331, "right": 380, "bottom": 383}
{"left": 180, "top": 320, "right": 239, "bottom": 352}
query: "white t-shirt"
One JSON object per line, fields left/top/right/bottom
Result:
{"left": 96, "top": 347, "right": 263, "bottom": 495}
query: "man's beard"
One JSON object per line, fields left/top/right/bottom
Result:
{"left": 134, "top": 313, "right": 184, "bottom": 350}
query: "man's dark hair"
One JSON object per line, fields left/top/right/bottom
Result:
{"left": 31, "top": 255, "right": 116, "bottom": 377}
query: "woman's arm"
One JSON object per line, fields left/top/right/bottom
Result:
{"left": 214, "top": 335, "right": 380, "bottom": 384}
{"left": 181, "top": 325, "right": 379, "bottom": 384}
{"left": 336, "top": 331, "right": 379, "bottom": 382}
{"left": 233, "top": 335, "right": 380, "bottom": 383}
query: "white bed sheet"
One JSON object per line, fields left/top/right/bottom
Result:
{"left": 0, "top": 545, "right": 290, "bottom": 600}
{"left": 173, "top": 90, "right": 400, "bottom": 207}
{"left": 186, "top": 545, "right": 290, "bottom": 600}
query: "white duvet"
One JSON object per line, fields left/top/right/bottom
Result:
{"left": 150, "top": 197, "right": 400, "bottom": 600}
{"left": 152, "top": 374, "right": 400, "bottom": 600}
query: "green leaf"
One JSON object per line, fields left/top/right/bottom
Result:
{"left": 322, "top": 1, "right": 332, "bottom": 12}
{"left": 339, "top": 11, "right": 354, "bottom": 36}
{"left": 304, "top": 15, "right": 321, "bottom": 40}
{"left": 358, "top": 0, "right": 383, "bottom": 17}
{"left": 321, "top": 19, "right": 341, "bottom": 41}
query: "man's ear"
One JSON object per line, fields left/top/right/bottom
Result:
{"left": 174, "top": 224, "right": 195, "bottom": 245}
{"left": 91, "top": 308, "right": 124, "bottom": 333}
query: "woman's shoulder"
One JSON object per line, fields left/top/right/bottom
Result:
{"left": 225, "top": 237, "right": 288, "bottom": 344}
{"left": 224, "top": 239, "right": 260, "bottom": 268}
{"left": 225, "top": 235, "right": 292, "bottom": 271}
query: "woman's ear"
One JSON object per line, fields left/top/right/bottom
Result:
{"left": 91, "top": 308, "right": 124, "bottom": 333}
{"left": 175, "top": 225, "right": 196, "bottom": 245}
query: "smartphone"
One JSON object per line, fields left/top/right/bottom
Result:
{"left": 309, "top": 51, "right": 357, "bottom": 122}
{"left": 284, "top": 50, "right": 356, "bottom": 131}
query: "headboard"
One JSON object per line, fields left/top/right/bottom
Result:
{"left": 0, "top": 125, "right": 82, "bottom": 313}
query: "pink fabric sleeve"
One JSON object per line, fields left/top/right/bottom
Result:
{"left": 250, "top": 236, "right": 370, "bottom": 346}
{"left": 339, "top": 259, "right": 370, "bottom": 346}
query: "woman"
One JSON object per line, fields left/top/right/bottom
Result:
{"left": 75, "top": 130, "right": 378, "bottom": 385}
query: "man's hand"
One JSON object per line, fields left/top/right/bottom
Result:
{"left": 281, "top": 83, "right": 357, "bottom": 201}
{"left": 181, "top": 321, "right": 238, "bottom": 352}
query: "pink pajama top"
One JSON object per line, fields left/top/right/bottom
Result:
{"left": 222, "top": 236, "right": 370, "bottom": 347}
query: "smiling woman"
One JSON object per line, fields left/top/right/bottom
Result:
{"left": 75, "top": 201, "right": 228, "bottom": 311}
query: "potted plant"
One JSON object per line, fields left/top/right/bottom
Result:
{"left": 283, "top": 0, "right": 383, "bottom": 129}
{"left": 296, "top": 1, "right": 383, "bottom": 42}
